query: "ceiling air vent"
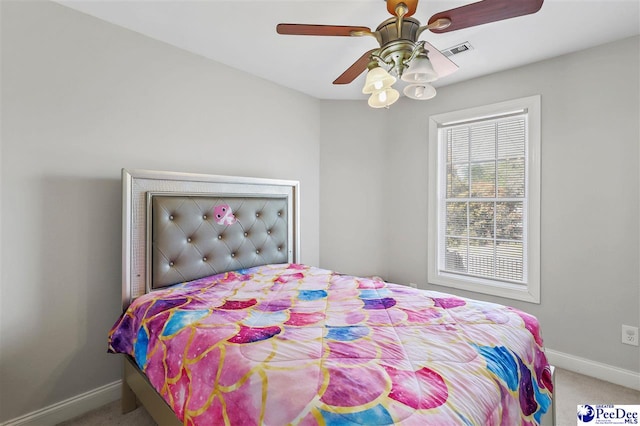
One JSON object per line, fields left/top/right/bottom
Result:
{"left": 442, "top": 42, "right": 474, "bottom": 57}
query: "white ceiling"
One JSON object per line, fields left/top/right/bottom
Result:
{"left": 55, "top": 0, "right": 639, "bottom": 100}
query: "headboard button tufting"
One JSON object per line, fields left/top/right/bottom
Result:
{"left": 149, "top": 193, "right": 295, "bottom": 292}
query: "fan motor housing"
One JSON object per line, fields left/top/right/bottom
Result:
{"left": 376, "top": 17, "right": 421, "bottom": 44}
{"left": 376, "top": 17, "right": 421, "bottom": 76}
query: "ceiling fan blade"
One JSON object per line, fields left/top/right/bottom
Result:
{"left": 427, "top": 0, "right": 543, "bottom": 33}
{"left": 423, "top": 42, "right": 459, "bottom": 79}
{"left": 277, "top": 24, "right": 371, "bottom": 37}
{"left": 333, "top": 49, "right": 377, "bottom": 85}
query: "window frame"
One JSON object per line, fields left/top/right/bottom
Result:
{"left": 428, "top": 95, "right": 541, "bottom": 303}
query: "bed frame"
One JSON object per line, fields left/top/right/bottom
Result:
{"left": 119, "top": 168, "right": 555, "bottom": 425}
{"left": 120, "top": 168, "right": 300, "bottom": 425}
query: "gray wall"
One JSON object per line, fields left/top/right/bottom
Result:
{"left": 320, "top": 36, "right": 640, "bottom": 373}
{"left": 0, "top": 1, "right": 320, "bottom": 421}
{"left": 319, "top": 103, "right": 390, "bottom": 278}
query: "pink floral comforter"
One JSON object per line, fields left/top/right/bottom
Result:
{"left": 109, "top": 264, "right": 553, "bottom": 425}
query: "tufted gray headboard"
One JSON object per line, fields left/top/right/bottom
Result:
{"left": 122, "top": 169, "right": 299, "bottom": 309}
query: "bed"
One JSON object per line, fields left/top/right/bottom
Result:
{"left": 109, "top": 169, "right": 555, "bottom": 425}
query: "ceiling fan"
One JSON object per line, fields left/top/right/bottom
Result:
{"left": 277, "top": 0, "right": 544, "bottom": 107}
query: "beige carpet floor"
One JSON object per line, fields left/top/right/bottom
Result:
{"left": 58, "top": 368, "right": 639, "bottom": 425}
{"left": 554, "top": 369, "right": 639, "bottom": 425}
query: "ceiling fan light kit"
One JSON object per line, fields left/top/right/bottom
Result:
{"left": 404, "top": 83, "right": 436, "bottom": 100}
{"left": 368, "top": 87, "right": 401, "bottom": 108}
{"left": 277, "top": 0, "right": 544, "bottom": 108}
{"left": 401, "top": 48, "right": 438, "bottom": 84}
{"left": 362, "top": 66, "right": 396, "bottom": 94}
{"left": 363, "top": 65, "right": 400, "bottom": 108}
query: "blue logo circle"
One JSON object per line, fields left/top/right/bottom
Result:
{"left": 578, "top": 405, "right": 595, "bottom": 422}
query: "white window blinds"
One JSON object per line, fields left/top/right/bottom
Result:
{"left": 440, "top": 112, "right": 528, "bottom": 284}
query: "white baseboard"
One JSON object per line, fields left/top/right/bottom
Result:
{"left": 546, "top": 348, "right": 640, "bottom": 391}
{"left": 0, "top": 380, "right": 121, "bottom": 426}
{"left": 2, "top": 350, "right": 638, "bottom": 425}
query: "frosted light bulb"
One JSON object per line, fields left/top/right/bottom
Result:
{"left": 362, "top": 67, "right": 396, "bottom": 94}
{"left": 368, "top": 88, "right": 399, "bottom": 108}
{"left": 403, "top": 83, "right": 436, "bottom": 100}
{"left": 401, "top": 54, "right": 438, "bottom": 83}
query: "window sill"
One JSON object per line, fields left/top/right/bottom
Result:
{"left": 428, "top": 271, "right": 540, "bottom": 304}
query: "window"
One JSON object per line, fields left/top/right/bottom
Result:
{"left": 428, "top": 96, "right": 541, "bottom": 303}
